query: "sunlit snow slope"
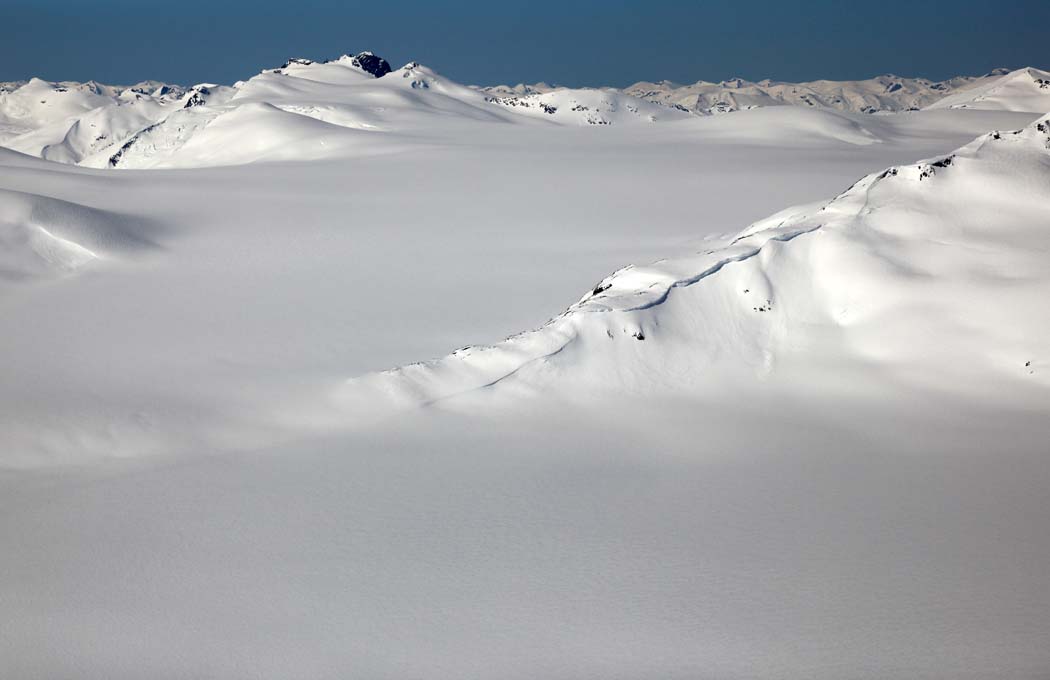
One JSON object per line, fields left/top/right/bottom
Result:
{"left": 341, "top": 114, "right": 1050, "bottom": 413}
{"left": 927, "top": 67, "right": 1050, "bottom": 112}
{"left": 6, "top": 59, "right": 1047, "bottom": 170}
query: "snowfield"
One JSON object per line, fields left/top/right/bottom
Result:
{"left": 343, "top": 115, "right": 1050, "bottom": 413}
{"left": 1, "top": 53, "right": 1049, "bottom": 679}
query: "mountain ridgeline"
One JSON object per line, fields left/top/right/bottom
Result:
{"left": 2, "top": 54, "right": 1048, "bottom": 170}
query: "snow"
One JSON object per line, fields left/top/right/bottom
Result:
{"left": 619, "top": 69, "right": 1019, "bottom": 115}
{"left": 5, "top": 65, "right": 1044, "bottom": 171}
{"left": 341, "top": 114, "right": 1050, "bottom": 414}
{"left": 927, "top": 67, "right": 1050, "bottom": 112}
{"left": 483, "top": 87, "right": 690, "bottom": 125}
{"left": 1, "top": 53, "right": 1049, "bottom": 679}
{"left": 0, "top": 77, "right": 188, "bottom": 157}
{"left": 0, "top": 187, "right": 158, "bottom": 284}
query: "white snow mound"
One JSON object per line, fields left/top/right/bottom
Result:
{"left": 0, "top": 189, "right": 155, "bottom": 285}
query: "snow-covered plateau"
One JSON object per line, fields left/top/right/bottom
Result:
{"left": 1, "top": 53, "right": 1049, "bottom": 679}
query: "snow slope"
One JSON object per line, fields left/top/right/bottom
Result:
{"left": 0, "top": 78, "right": 120, "bottom": 141}
{"left": 83, "top": 57, "right": 527, "bottom": 168}
{"left": 0, "top": 54, "right": 1047, "bottom": 678}
{"left": 0, "top": 78, "right": 189, "bottom": 161}
{"left": 11, "top": 61, "right": 1046, "bottom": 171}
{"left": 0, "top": 187, "right": 157, "bottom": 286}
{"left": 0, "top": 102, "right": 1036, "bottom": 464}
{"left": 122, "top": 57, "right": 689, "bottom": 166}
{"left": 927, "top": 67, "right": 1050, "bottom": 112}
{"left": 340, "top": 114, "right": 1050, "bottom": 414}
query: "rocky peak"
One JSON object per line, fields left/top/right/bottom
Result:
{"left": 351, "top": 52, "right": 392, "bottom": 78}
{"left": 183, "top": 84, "right": 212, "bottom": 108}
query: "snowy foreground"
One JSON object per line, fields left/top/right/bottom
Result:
{"left": 2, "top": 55, "right": 1050, "bottom": 679}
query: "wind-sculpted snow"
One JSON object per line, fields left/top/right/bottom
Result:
{"left": 339, "top": 113, "right": 1050, "bottom": 415}
{"left": 0, "top": 188, "right": 158, "bottom": 286}
{"left": 2, "top": 59, "right": 1049, "bottom": 676}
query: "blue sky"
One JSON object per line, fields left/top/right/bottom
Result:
{"left": 2, "top": 0, "right": 1047, "bottom": 86}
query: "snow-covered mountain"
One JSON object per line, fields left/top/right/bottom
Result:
{"left": 482, "top": 87, "right": 690, "bottom": 125}
{"left": 340, "top": 112, "right": 1050, "bottom": 412}
{"left": 0, "top": 77, "right": 190, "bottom": 161}
{"left": 1, "top": 53, "right": 692, "bottom": 170}
{"left": 475, "top": 81, "right": 557, "bottom": 96}
{"left": 88, "top": 57, "right": 490, "bottom": 168}
{"left": 620, "top": 69, "right": 1020, "bottom": 115}
{"left": 3, "top": 43, "right": 1049, "bottom": 677}
{"left": 89, "top": 54, "right": 692, "bottom": 168}
{"left": 927, "top": 66, "right": 1050, "bottom": 111}
{"left": 5, "top": 59, "right": 1046, "bottom": 170}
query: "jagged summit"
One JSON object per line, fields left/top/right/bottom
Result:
{"left": 350, "top": 51, "right": 392, "bottom": 78}
{"left": 272, "top": 51, "right": 392, "bottom": 78}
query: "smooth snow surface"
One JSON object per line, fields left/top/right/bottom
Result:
{"left": 928, "top": 67, "right": 1050, "bottom": 112}
{"left": 1, "top": 55, "right": 1049, "bottom": 680}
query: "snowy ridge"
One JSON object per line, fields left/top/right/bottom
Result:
{"left": 620, "top": 68, "right": 1021, "bottom": 115}
{"left": 483, "top": 87, "right": 692, "bottom": 124}
{"left": 7, "top": 62, "right": 1046, "bottom": 169}
{"left": 338, "top": 113, "right": 1050, "bottom": 414}
{"left": 478, "top": 70, "right": 1034, "bottom": 121}
{"left": 9, "top": 53, "right": 693, "bottom": 169}
{"left": 0, "top": 77, "right": 190, "bottom": 162}
{"left": 476, "top": 81, "right": 557, "bottom": 97}
{"left": 926, "top": 66, "right": 1050, "bottom": 112}
{"left": 88, "top": 57, "right": 519, "bottom": 168}
{"left": 93, "top": 56, "right": 694, "bottom": 167}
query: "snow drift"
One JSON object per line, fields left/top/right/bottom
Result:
{"left": 0, "top": 188, "right": 156, "bottom": 285}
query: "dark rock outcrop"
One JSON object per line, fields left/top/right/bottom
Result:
{"left": 351, "top": 52, "right": 392, "bottom": 78}
{"left": 183, "top": 85, "right": 211, "bottom": 108}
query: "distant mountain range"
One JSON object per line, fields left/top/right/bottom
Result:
{"left": 483, "top": 67, "right": 1050, "bottom": 115}
{"left": 2, "top": 54, "right": 1048, "bottom": 169}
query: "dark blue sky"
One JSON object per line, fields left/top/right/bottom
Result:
{"left": 2, "top": 0, "right": 1047, "bottom": 87}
